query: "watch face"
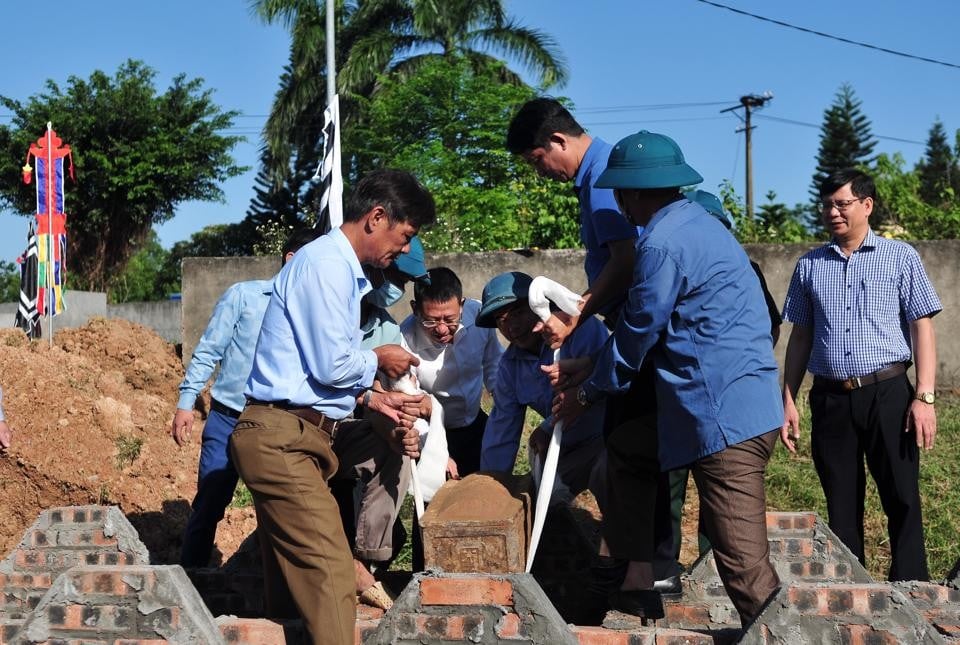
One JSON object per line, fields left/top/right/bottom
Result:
{"left": 919, "top": 392, "right": 935, "bottom": 404}
{"left": 577, "top": 387, "right": 587, "bottom": 406}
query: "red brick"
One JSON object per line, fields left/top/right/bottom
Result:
{"left": 114, "top": 641, "right": 168, "bottom": 644}
{"left": 413, "top": 613, "right": 484, "bottom": 640}
{"left": 354, "top": 619, "right": 380, "bottom": 645}
{"left": 664, "top": 603, "right": 711, "bottom": 625}
{"left": 355, "top": 603, "right": 384, "bottom": 621}
{"left": 572, "top": 625, "right": 633, "bottom": 645}
{"left": 419, "top": 577, "right": 513, "bottom": 606}
{"left": 219, "top": 617, "right": 286, "bottom": 644}
{"left": 496, "top": 612, "right": 522, "bottom": 639}
{"left": 837, "top": 624, "right": 900, "bottom": 645}
{"left": 75, "top": 571, "right": 134, "bottom": 596}
{"left": 0, "top": 572, "right": 53, "bottom": 588}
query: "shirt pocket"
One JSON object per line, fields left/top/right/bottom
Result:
{"left": 861, "top": 277, "right": 900, "bottom": 324}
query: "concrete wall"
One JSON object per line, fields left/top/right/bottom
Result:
{"left": 107, "top": 301, "right": 181, "bottom": 343}
{"left": 174, "top": 241, "right": 959, "bottom": 389}
{"left": 0, "top": 290, "right": 107, "bottom": 335}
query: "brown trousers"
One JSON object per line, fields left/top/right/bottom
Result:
{"left": 692, "top": 429, "right": 781, "bottom": 624}
{"left": 229, "top": 405, "right": 354, "bottom": 645}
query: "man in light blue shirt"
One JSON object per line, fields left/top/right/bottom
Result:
{"left": 552, "top": 131, "right": 782, "bottom": 626}
{"left": 477, "top": 271, "right": 607, "bottom": 502}
{"left": 171, "top": 227, "right": 320, "bottom": 568}
{"left": 231, "top": 170, "right": 436, "bottom": 645}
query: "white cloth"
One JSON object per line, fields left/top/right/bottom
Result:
{"left": 400, "top": 299, "right": 503, "bottom": 428}
{"left": 527, "top": 276, "right": 583, "bottom": 322}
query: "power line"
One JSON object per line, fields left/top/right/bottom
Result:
{"left": 755, "top": 114, "right": 925, "bottom": 145}
{"left": 576, "top": 101, "right": 736, "bottom": 114}
{"left": 694, "top": 0, "right": 960, "bottom": 71}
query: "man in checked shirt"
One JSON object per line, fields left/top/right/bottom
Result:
{"left": 781, "top": 168, "right": 941, "bottom": 581}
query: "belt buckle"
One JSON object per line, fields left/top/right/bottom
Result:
{"left": 843, "top": 375, "right": 862, "bottom": 391}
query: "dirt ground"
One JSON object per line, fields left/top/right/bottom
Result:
{"left": 0, "top": 317, "right": 700, "bottom": 571}
{"left": 0, "top": 318, "right": 255, "bottom": 566}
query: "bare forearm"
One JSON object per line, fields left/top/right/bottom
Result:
{"left": 911, "top": 317, "right": 937, "bottom": 392}
{"left": 782, "top": 325, "right": 813, "bottom": 400}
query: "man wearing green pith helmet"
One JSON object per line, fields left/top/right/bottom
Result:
{"left": 548, "top": 131, "right": 783, "bottom": 626}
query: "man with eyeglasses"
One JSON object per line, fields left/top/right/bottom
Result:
{"left": 400, "top": 266, "right": 503, "bottom": 478}
{"left": 781, "top": 168, "right": 941, "bottom": 582}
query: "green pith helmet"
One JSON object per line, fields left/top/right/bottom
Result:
{"left": 684, "top": 189, "right": 732, "bottom": 229}
{"left": 595, "top": 130, "right": 703, "bottom": 190}
{"left": 476, "top": 271, "right": 534, "bottom": 328}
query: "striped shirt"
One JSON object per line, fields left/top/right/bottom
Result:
{"left": 782, "top": 230, "right": 942, "bottom": 380}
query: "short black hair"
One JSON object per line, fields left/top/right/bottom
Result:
{"left": 282, "top": 227, "right": 322, "bottom": 261}
{"left": 413, "top": 267, "right": 462, "bottom": 306}
{"left": 506, "top": 97, "right": 585, "bottom": 154}
{"left": 819, "top": 168, "right": 876, "bottom": 201}
{"left": 343, "top": 169, "right": 436, "bottom": 229}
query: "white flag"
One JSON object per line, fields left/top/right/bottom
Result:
{"left": 314, "top": 94, "right": 343, "bottom": 232}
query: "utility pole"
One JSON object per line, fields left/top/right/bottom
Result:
{"left": 721, "top": 93, "right": 773, "bottom": 218}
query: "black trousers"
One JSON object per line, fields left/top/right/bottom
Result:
{"left": 809, "top": 373, "right": 928, "bottom": 581}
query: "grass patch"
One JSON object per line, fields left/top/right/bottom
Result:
{"left": 230, "top": 481, "right": 254, "bottom": 509}
{"left": 114, "top": 435, "right": 143, "bottom": 470}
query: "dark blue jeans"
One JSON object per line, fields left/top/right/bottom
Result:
{"left": 181, "top": 408, "right": 240, "bottom": 567}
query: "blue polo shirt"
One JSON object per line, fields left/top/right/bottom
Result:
{"left": 574, "top": 137, "right": 640, "bottom": 314}
{"left": 584, "top": 198, "right": 783, "bottom": 470}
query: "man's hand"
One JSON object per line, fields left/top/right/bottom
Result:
{"left": 446, "top": 457, "right": 460, "bottom": 481}
{"left": 171, "top": 409, "right": 195, "bottom": 447}
{"left": 541, "top": 357, "right": 594, "bottom": 392}
{"left": 369, "top": 390, "right": 423, "bottom": 426}
{"left": 533, "top": 311, "right": 579, "bottom": 350}
{"left": 551, "top": 387, "right": 587, "bottom": 427}
{"left": 529, "top": 424, "right": 549, "bottom": 461}
{"left": 907, "top": 400, "right": 937, "bottom": 450}
{"left": 388, "top": 426, "right": 420, "bottom": 458}
{"left": 403, "top": 394, "right": 432, "bottom": 421}
{"left": 0, "top": 420, "right": 12, "bottom": 453}
{"left": 780, "top": 395, "right": 801, "bottom": 454}
{"left": 373, "top": 344, "right": 420, "bottom": 379}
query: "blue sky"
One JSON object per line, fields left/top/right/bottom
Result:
{"left": 1, "top": 1, "right": 958, "bottom": 264}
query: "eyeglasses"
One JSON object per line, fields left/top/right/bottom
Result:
{"left": 820, "top": 197, "right": 865, "bottom": 212}
{"left": 419, "top": 317, "right": 460, "bottom": 330}
{"left": 493, "top": 304, "right": 530, "bottom": 326}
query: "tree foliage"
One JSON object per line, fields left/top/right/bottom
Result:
{"left": 915, "top": 119, "right": 960, "bottom": 207}
{"left": 873, "top": 153, "right": 960, "bottom": 240}
{"left": 722, "top": 181, "right": 815, "bottom": 244}
{"left": 810, "top": 84, "right": 877, "bottom": 208}
{"left": 252, "top": 0, "right": 567, "bottom": 179}
{"left": 0, "top": 60, "right": 246, "bottom": 291}
{"left": 349, "top": 55, "right": 579, "bottom": 252}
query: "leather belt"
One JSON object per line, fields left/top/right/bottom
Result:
{"left": 211, "top": 398, "right": 242, "bottom": 419}
{"left": 246, "top": 399, "right": 339, "bottom": 438}
{"left": 813, "top": 362, "right": 908, "bottom": 393}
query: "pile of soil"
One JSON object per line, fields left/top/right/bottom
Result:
{"left": 0, "top": 318, "right": 255, "bottom": 566}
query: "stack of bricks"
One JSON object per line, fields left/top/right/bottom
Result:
{"left": 894, "top": 581, "right": 960, "bottom": 640}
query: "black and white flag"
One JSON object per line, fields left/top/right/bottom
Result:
{"left": 313, "top": 94, "right": 343, "bottom": 234}
{"left": 14, "top": 221, "right": 40, "bottom": 339}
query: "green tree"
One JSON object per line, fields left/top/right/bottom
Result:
{"left": 0, "top": 60, "right": 246, "bottom": 291}
{"left": 873, "top": 153, "right": 960, "bottom": 239}
{"left": 723, "top": 182, "right": 815, "bottom": 244}
{"left": 253, "top": 0, "right": 567, "bottom": 179}
{"left": 810, "top": 84, "right": 877, "bottom": 210}
{"left": 109, "top": 230, "right": 178, "bottom": 303}
{"left": 0, "top": 261, "right": 21, "bottom": 303}
{"left": 915, "top": 118, "right": 959, "bottom": 207}
{"left": 351, "top": 55, "right": 578, "bottom": 251}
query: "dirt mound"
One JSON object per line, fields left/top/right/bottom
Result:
{"left": 0, "top": 319, "right": 251, "bottom": 565}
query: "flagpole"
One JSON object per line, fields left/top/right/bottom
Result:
{"left": 326, "top": 0, "right": 336, "bottom": 105}
{"left": 46, "top": 122, "right": 54, "bottom": 346}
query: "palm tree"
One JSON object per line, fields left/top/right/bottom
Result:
{"left": 251, "top": 0, "right": 567, "bottom": 179}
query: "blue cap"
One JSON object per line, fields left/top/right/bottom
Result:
{"left": 684, "top": 190, "right": 732, "bottom": 229}
{"left": 595, "top": 130, "right": 703, "bottom": 190}
{"left": 476, "top": 271, "right": 533, "bottom": 328}
{"left": 392, "top": 236, "right": 429, "bottom": 283}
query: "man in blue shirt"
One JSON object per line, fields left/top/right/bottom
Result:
{"left": 507, "top": 97, "right": 679, "bottom": 600}
{"left": 231, "top": 170, "right": 436, "bottom": 645}
{"left": 171, "top": 227, "right": 320, "bottom": 568}
{"left": 781, "top": 168, "right": 941, "bottom": 581}
{"left": 477, "top": 271, "right": 607, "bottom": 503}
{"left": 551, "top": 131, "right": 782, "bottom": 625}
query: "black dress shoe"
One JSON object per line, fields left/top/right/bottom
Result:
{"left": 608, "top": 588, "right": 665, "bottom": 619}
{"left": 653, "top": 574, "right": 682, "bottom": 598}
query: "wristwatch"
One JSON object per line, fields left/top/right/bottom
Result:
{"left": 915, "top": 391, "right": 935, "bottom": 405}
{"left": 362, "top": 389, "right": 373, "bottom": 408}
{"left": 576, "top": 386, "right": 590, "bottom": 407}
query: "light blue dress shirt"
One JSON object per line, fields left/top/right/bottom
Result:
{"left": 177, "top": 279, "right": 274, "bottom": 413}
{"left": 782, "top": 229, "right": 942, "bottom": 380}
{"left": 481, "top": 316, "right": 609, "bottom": 473}
{"left": 245, "top": 228, "right": 378, "bottom": 419}
{"left": 574, "top": 137, "right": 641, "bottom": 314}
{"left": 584, "top": 199, "right": 783, "bottom": 470}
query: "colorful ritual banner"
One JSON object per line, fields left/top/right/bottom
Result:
{"left": 22, "top": 123, "right": 73, "bottom": 317}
